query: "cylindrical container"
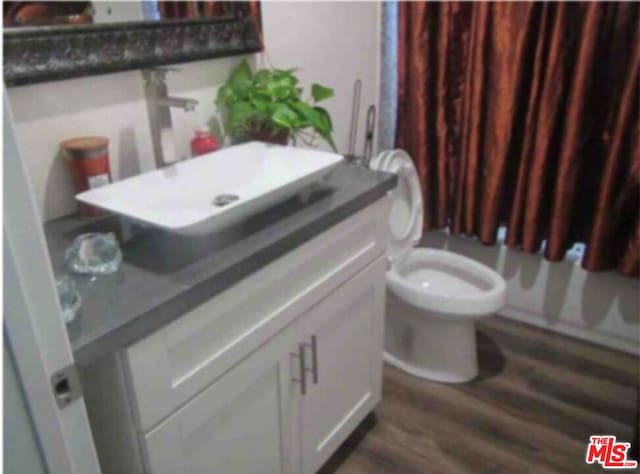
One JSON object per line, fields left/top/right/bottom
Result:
{"left": 190, "top": 127, "right": 219, "bottom": 157}
{"left": 60, "top": 136, "right": 111, "bottom": 218}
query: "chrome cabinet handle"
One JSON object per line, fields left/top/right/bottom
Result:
{"left": 291, "top": 343, "right": 307, "bottom": 395}
{"left": 293, "top": 336, "right": 319, "bottom": 395}
{"left": 301, "top": 335, "right": 319, "bottom": 385}
{"left": 309, "top": 335, "right": 319, "bottom": 385}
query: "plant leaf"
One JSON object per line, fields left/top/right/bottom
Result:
{"left": 226, "top": 100, "right": 256, "bottom": 132}
{"left": 311, "top": 106, "right": 336, "bottom": 151}
{"left": 273, "top": 68, "right": 298, "bottom": 75}
{"left": 250, "top": 97, "right": 271, "bottom": 113}
{"left": 312, "top": 106, "right": 333, "bottom": 133}
{"left": 225, "top": 60, "right": 253, "bottom": 99}
{"left": 253, "top": 69, "right": 272, "bottom": 87}
{"left": 271, "top": 104, "right": 301, "bottom": 129}
{"left": 267, "top": 82, "right": 294, "bottom": 100}
{"left": 228, "top": 59, "right": 252, "bottom": 87}
{"left": 289, "top": 101, "right": 317, "bottom": 126}
{"left": 311, "top": 83, "right": 334, "bottom": 102}
{"left": 215, "top": 84, "right": 235, "bottom": 106}
{"left": 272, "top": 70, "right": 298, "bottom": 86}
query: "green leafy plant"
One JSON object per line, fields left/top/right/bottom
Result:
{"left": 215, "top": 60, "right": 336, "bottom": 150}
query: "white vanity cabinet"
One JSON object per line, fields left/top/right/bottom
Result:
{"left": 141, "top": 258, "right": 386, "bottom": 474}
{"left": 142, "top": 321, "right": 300, "bottom": 474}
{"left": 83, "top": 197, "right": 390, "bottom": 474}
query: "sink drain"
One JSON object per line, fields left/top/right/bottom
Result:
{"left": 212, "top": 194, "right": 239, "bottom": 207}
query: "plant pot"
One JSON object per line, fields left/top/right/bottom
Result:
{"left": 246, "top": 128, "right": 289, "bottom": 146}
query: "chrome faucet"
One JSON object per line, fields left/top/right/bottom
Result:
{"left": 143, "top": 68, "right": 199, "bottom": 168}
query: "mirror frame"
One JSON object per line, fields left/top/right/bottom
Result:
{"left": 4, "top": 13, "right": 262, "bottom": 87}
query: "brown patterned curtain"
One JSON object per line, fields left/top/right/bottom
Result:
{"left": 396, "top": 1, "right": 639, "bottom": 276}
{"left": 157, "top": 1, "right": 236, "bottom": 19}
{"left": 157, "top": 1, "right": 200, "bottom": 19}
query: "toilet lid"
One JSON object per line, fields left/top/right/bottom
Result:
{"left": 371, "top": 150, "right": 423, "bottom": 263}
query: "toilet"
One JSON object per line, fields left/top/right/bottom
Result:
{"left": 371, "top": 150, "right": 506, "bottom": 383}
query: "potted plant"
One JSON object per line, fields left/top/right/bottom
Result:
{"left": 215, "top": 59, "right": 336, "bottom": 150}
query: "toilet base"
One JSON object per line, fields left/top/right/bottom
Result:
{"left": 384, "top": 291, "right": 483, "bottom": 383}
{"left": 383, "top": 350, "right": 477, "bottom": 383}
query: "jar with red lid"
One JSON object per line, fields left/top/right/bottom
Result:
{"left": 60, "top": 136, "right": 111, "bottom": 218}
{"left": 190, "top": 127, "right": 219, "bottom": 157}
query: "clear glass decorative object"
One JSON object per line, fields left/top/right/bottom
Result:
{"left": 64, "top": 232, "right": 122, "bottom": 275}
{"left": 56, "top": 275, "right": 81, "bottom": 323}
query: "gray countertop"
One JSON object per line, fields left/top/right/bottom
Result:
{"left": 44, "top": 163, "right": 396, "bottom": 366}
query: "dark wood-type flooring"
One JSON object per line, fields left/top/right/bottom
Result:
{"left": 320, "top": 316, "right": 640, "bottom": 474}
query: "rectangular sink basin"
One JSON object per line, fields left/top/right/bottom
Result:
{"left": 76, "top": 142, "right": 343, "bottom": 236}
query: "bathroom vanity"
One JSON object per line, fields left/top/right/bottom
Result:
{"left": 43, "top": 164, "right": 396, "bottom": 474}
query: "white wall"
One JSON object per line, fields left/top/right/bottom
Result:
{"left": 7, "top": 1, "right": 381, "bottom": 222}
{"left": 423, "top": 231, "right": 640, "bottom": 355}
{"left": 260, "top": 1, "right": 380, "bottom": 155}
{"left": 4, "top": 341, "right": 47, "bottom": 474}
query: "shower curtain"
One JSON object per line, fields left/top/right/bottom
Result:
{"left": 157, "top": 1, "right": 261, "bottom": 23}
{"left": 396, "top": 1, "right": 639, "bottom": 276}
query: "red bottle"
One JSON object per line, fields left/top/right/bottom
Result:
{"left": 190, "top": 127, "right": 219, "bottom": 157}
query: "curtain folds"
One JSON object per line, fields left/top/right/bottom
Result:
{"left": 157, "top": 1, "right": 261, "bottom": 21}
{"left": 396, "top": 1, "right": 639, "bottom": 276}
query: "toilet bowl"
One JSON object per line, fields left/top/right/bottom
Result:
{"left": 371, "top": 150, "right": 506, "bottom": 383}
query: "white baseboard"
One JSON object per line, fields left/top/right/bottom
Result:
{"left": 500, "top": 306, "right": 640, "bottom": 356}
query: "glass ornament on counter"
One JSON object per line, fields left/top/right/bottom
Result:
{"left": 64, "top": 232, "right": 122, "bottom": 275}
{"left": 56, "top": 275, "right": 81, "bottom": 323}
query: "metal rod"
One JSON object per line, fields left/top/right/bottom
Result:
{"left": 310, "top": 335, "right": 319, "bottom": 385}
{"left": 363, "top": 104, "right": 376, "bottom": 166}
{"left": 348, "top": 79, "right": 362, "bottom": 155}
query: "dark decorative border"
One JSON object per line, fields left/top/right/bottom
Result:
{"left": 4, "top": 16, "right": 262, "bottom": 87}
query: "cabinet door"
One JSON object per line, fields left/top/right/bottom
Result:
{"left": 300, "top": 257, "right": 386, "bottom": 474}
{"left": 142, "top": 324, "right": 302, "bottom": 474}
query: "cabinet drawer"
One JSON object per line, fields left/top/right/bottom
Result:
{"left": 141, "top": 321, "right": 299, "bottom": 474}
{"left": 125, "top": 197, "right": 389, "bottom": 431}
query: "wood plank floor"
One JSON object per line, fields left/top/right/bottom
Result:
{"left": 319, "top": 316, "right": 639, "bottom": 474}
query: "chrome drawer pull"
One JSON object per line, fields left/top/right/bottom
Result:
{"left": 301, "top": 335, "right": 319, "bottom": 385}
{"left": 291, "top": 343, "right": 307, "bottom": 395}
{"left": 309, "top": 335, "right": 319, "bottom": 385}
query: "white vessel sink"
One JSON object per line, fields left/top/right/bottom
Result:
{"left": 76, "top": 142, "right": 343, "bottom": 235}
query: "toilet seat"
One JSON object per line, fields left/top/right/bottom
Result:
{"left": 386, "top": 248, "right": 506, "bottom": 317}
{"left": 371, "top": 150, "right": 506, "bottom": 316}
{"left": 371, "top": 150, "right": 423, "bottom": 265}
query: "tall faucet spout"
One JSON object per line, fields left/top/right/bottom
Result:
{"left": 156, "top": 97, "right": 199, "bottom": 111}
{"left": 143, "top": 67, "right": 199, "bottom": 168}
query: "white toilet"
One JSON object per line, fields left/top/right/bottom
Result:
{"left": 371, "top": 150, "right": 506, "bottom": 383}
